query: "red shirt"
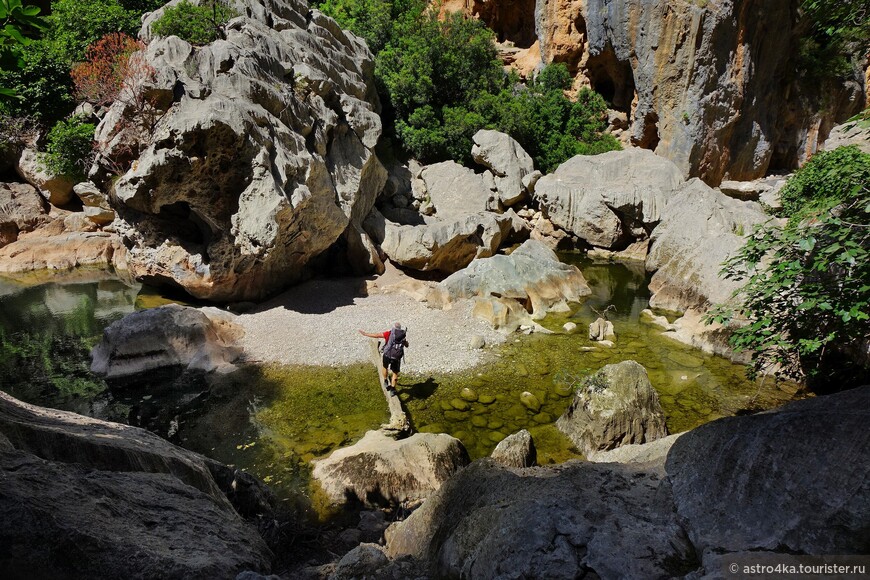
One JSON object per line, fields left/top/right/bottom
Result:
{"left": 382, "top": 331, "right": 391, "bottom": 341}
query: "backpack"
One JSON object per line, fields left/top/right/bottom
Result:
{"left": 383, "top": 328, "right": 407, "bottom": 360}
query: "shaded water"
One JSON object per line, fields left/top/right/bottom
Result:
{"left": 0, "top": 260, "right": 805, "bottom": 510}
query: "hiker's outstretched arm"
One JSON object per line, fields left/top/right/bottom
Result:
{"left": 358, "top": 329, "right": 381, "bottom": 338}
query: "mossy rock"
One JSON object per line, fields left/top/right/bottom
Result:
{"left": 488, "top": 431, "right": 508, "bottom": 443}
{"left": 471, "top": 415, "right": 488, "bottom": 428}
{"left": 450, "top": 398, "right": 470, "bottom": 411}
{"left": 460, "top": 388, "right": 478, "bottom": 402}
{"left": 444, "top": 410, "right": 468, "bottom": 421}
{"left": 520, "top": 392, "right": 541, "bottom": 412}
{"left": 532, "top": 412, "right": 553, "bottom": 424}
{"left": 516, "top": 364, "right": 529, "bottom": 377}
{"left": 554, "top": 383, "right": 574, "bottom": 397}
{"left": 478, "top": 394, "right": 496, "bottom": 404}
{"left": 667, "top": 351, "right": 704, "bottom": 368}
{"left": 506, "top": 404, "right": 529, "bottom": 420}
{"left": 486, "top": 419, "right": 504, "bottom": 430}
{"left": 418, "top": 423, "right": 446, "bottom": 433}
{"left": 440, "top": 400, "right": 455, "bottom": 411}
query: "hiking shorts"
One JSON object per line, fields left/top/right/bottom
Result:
{"left": 383, "top": 355, "right": 401, "bottom": 374}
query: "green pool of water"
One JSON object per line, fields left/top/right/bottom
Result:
{"left": 0, "top": 259, "right": 806, "bottom": 511}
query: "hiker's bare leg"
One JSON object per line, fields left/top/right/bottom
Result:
{"left": 391, "top": 371, "right": 399, "bottom": 388}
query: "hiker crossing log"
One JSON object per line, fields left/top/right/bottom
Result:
{"left": 368, "top": 340, "right": 411, "bottom": 438}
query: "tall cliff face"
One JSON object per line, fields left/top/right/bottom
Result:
{"left": 466, "top": 0, "right": 866, "bottom": 184}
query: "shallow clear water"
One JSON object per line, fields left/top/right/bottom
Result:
{"left": 0, "top": 260, "right": 805, "bottom": 511}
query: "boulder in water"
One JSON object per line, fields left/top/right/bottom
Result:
{"left": 490, "top": 429, "right": 537, "bottom": 468}
{"left": 556, "top": 360, "right": 668, "bottom": 456}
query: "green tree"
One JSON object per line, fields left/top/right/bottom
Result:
{"left": 0, "top": 38, "right": 75, "bottom": 122}
{"left": 317, "top": 0, "right": 393, "bottom": 53}
{"left": 150, "top": 0, "right": 238, "bottom": 46}
{"left": 709, "top": 145, "right": 870, "bottom": 388}
{"left": 40, "top": 115, "right": 96, "bottom": 180}
{"left": 46, "top": 0, "right": 143, "bottom": 64}
{"left": 0, "top": 0, "right": 47, "bottom": 99}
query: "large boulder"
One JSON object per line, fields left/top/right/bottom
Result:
{"left": 665, "top": 386, "right": 870, "bottom": 570}
{"left": 384, "top": 387, "right": 869, "bottom": 578}
{"left": 15, "top": 148, "right": 75, "bottom": 206}
{"left": 433, "top": 239, "right": 590, "bottom": 329}
{"left": 419, "top": 160, "right": 494, "bottom": 215}
{"left": 385, "top": 459, "right": 692, "bottom": 578}
{"left": 556, "top": 360, "right": 668, "bottom": 457}
{"left": 74, "top": 181, "right": 116, "bottom": 226}
{"left": 646, "top": 178, "right": 769, "bottom": 314}
{"left": 471, "top": 129, "right": 535, "bottom": 206}
{"left": 533, "top": 149, "right": 684, "bottom": 248}
{"left": 365, "top": 207, "right": 513, "bottom": 274}
{"left": 0, "top": 182, "right": 50, "bottom": 247}
{"left": 90, "top": 304, "right": 244, "bottom": 379}
{"left": 0, "top": 392, "right": 273, "bottom": 579}
{"left": 490, "top": 429, "right": 537, "bottom": 467}
{"left": 311, "top": 430, "right": 470, "bottom": 508}
{"left": 94, "top": 0, "right": 387, "bottom": 302}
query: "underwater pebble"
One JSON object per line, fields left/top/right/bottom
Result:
{"left": 444, "top": 410, "right": 468, "bottom": 421}
{"left": 533, "top": 412, "right": 553, "bottom": 424}
{"left": 667, "top": 351, "right": 704, "bottom": 368}
{"left": 520, "top": 391, "right": 542, "bottom": 412}
{"left": 471, "top": 416, "right": 488, "bottom": 428}
{"left": 554, "top": 384, "right": 574, "bottom": 397}
{"left": 488, "top": 431, "right": 508, "bottom": 443}
{"left": 450, "top": 398, "right": 470, "bottom": 411}
{"left": 460, "top": 388, "right": 478, "bottom": 402}
{"left": 487, "top": 419, "right": 504, "bottom": 430}
{"left": 478, "top": 394, "right": 495, "bottom": 404}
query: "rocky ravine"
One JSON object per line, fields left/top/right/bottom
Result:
{"left": 382, "top": 386, "right": 870, "bottom": 578}
{"left": 92, "top": 0, "right": 387, "bottom": 301}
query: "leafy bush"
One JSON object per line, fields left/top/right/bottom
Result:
{"left": 46, "top": 0, "right": 143, "bottom": 64}
{"left": 0, "top": 0, "right": 48, "bottom": 100}
{"left": 71, "top": 32, "right": 150, "bottom": 106}
{"left": 317, "top": 0, "right": 393, "bottom": 53}
{"left": 40, "top": 115, "right": 96, "bottom": 180}
{"left": 0, "top": 39, "right": 75, "bottom": 123}
{"left": 150, "top": 0, "right": 238, "bottom": 46}
{"left": 709, "top": 145, "right": 870, "bottom": 388}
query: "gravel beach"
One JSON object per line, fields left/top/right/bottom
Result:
{"left": 236, "top": 275, "right": 506, "bottom": 374}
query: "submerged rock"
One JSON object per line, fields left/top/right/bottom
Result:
{"left": 90, "top": 304, "right": 244, "bottom": 379}
{"left": 0, "top": 392, "right": 273, "bottom": 579}
{"left": 311, "top": 430, "right": 470, "bottom": 508}
{"left": 556, "top": 360, "right": 668, "bottom": 456}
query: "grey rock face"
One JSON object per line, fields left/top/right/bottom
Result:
{"left": 15, "top": 148, "right": 75, "bottom": 206}
{"left": 646, "top": 178, "right": 769, "bottom": 314}
{"left": 471, "top": 129, "right": 535, "bottom": 206}
{"left": 367, "top": 207, "right": 513, "bottom": 274}
{"left": 385, "top": 459, "right": 693, "bottom": 578}
{"left": 534, "top": 0, "right": 864, "bottom": 184}
{"left": 666, "top": 386, "right": 870, "bottom": 569}
{"left": 556, "top": 360, "right": 668, "bottom": 457}
{"left": 311, "top": 430, "right": 470, "bottom": 508}
{"left": 0, "top": 182, "right": 49, "bottom": 247}
{"left": 435, "top": 239, "right": 591, "bottom": 323}
{"left": 534, "top": 148, "right": 684, "bottom": 248}
{"left": 420, "top": 160, "right": 494, "bottom": 215}
{"left": 490, "top": 429, "right": 537, "bottom": 467}
{"left": 90, "top": 304, "right": 243, "bottom": 379}
{"left": 95, "top": 0, "right": 386, "bottom": 301}
{"left": 331, "top": 544, "right": 390, "bottom": 580}
{"left": 74, "top": 181, "right": 116, "bottom": 225}
{"left": 823, "top": 117, "right": 870, "bottom": 154}
{"left": 0, "top": 392, "right": 272, "bottom": 579}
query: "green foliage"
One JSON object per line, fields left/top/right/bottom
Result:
{"left": 317, "top": 0, "right": 393, "bottom": 53}
{"left": 709, "top": 146, "right": 870, "bottom": 387}
{"left": 40, "top": 115, "right": 96, "bottom": 180}
{"left": 0, "top": 328, "right": 107, "bottom": 401}
{"left": 150, "top": 0, "right": 238, "bottom": 46}
{"left": 0, "top": 38, "right": 75, "bottom": 123}
{"left": 0, "top": 0, "right": 47, "bottom": 100}
{"left": 779, "top": 146, "right": 870, "bottom": 219}
{"left": 46, "top": 0, "right": 143, "bottom": 64}
{"left": 797, "top": 0, "right": 869, "bottom": 82}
